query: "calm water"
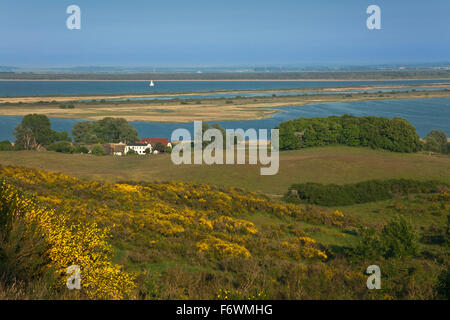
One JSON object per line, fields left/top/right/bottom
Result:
{"left": 1, "top": 80, "right": 450, "bottom": 97}
{"left": 0, "top": 98, "right": 448, "bottom": 141}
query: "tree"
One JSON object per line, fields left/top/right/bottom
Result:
{"left": 424, "top": 137, "right": 441, "bottom": 153}
{"left": 381, "top": 217, "right": 418, "bottom": 259}
{"left": 72, "top": 121, "right": 98, "bottom": 144}
{"left": 13, "top": 114, "right": 54, "bottom": 150}
{"left": 424, "top": 130, "right": 447, "bottom": 153}
{"left": 94, "top": 118, "right": 138, "bottom": 143}
{"left": 144, "top": 148, "right": 151, "bottom": 155}
{"left": 52, "top": 131, "right": 72, "bottom": 142}
{"left": 72, "top": 118, "right": 138, "bottom": 144}
{"left": 341, "top": 124, "right": 360, "bottom": 146}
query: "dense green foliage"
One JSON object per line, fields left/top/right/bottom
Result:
{"left": 52, "top": 131, "right": 72, "bottom": 143}
{"left": 348, "top": 217, "right": 419, "bottom": 261}
{"left": 71, "top": 117, "right": 138, "bottom": 144}
{"left": 436, "top": 266, "right": 450, "bottom": 299}
{"left": 47, "top": 142, "right": 75, "bottom": 154}
{"left": 91, "top": 145, "right": 105, "bottom": 156}
{"left": 277, "top": 115, "right": 422, "bottom": 153}
{"left": 12, "top": 114, "right": 71, "bottom": 150}
{"left": 0, "top": 141, "right": 13, "bottom": 151}
{"left": 286, "top": 179, "right": 448, "bottom": 206}
{"left": 423, "top": 130, "right": 450, "bottom": 154}
{"left": 154, "top": 142, "right": 166, "bottom": 153}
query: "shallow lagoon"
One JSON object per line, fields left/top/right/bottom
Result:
{"left": 0, "top": 98, "right": 448, "bottom": 141}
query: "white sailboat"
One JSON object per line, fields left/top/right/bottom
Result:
{"left": 149, "top": 80, "right": 155, "bottom": 87}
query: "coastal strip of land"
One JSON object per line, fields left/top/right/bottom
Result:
{"left": 0, "top": 85, "right": 449, "bottom": 122}
{"left": 1, "top": 70, "right": 450, "bottom": 80}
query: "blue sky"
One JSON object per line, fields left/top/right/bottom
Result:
{"left": 0, "top": 0, "right": 449, "bottom": 67}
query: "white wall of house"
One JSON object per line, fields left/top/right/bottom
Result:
{"left": 125, "top": 144, "right": 152, "bottom": 155}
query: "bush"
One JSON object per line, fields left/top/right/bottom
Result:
{"left": 286, "top": 179, "right": 448, "bottom": 206}
{"left": 47, "top": 141, "right": 75, "bottom": 154}
{"left": 435, "top": 266, "right": 450, "bottom": 299}
{"left": 0, "top": 181, "right": 49, "bottom": 285}
{"left": 154, "top": 142, "right": 166, "bottom": 153}
{"left": 74, "top": 145, "right": 89, "bottom": 154}
{"left": 91, "top": 145, "right": 105, "bottom": 156}
{"left": 0, "top": 140, "right": 13, "bottom": 151}
{"left": 381, "top": 217, "right": 418, "bottom": 259}
{"left": 348, "top": 217, "right": 418, "bottom": 262}
{"left": 126, "top": 149, "right": 137, "bottom": 156}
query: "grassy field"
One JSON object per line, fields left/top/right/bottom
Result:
{"left": 0, "top": 146, "right": 448, "bottom": 195}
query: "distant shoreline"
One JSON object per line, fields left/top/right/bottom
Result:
{"left": 1, "top": 83, "right": 449, "bottom": 101}
{"left": 0, "top": 69, "right": 449, "bottom": 81}
{"left": 2, "top": 78, "right": 450, "bottom": 82}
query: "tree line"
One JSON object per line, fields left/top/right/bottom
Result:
{"left": 285, "top": 179, "right": 449, "bottom": 206}
{"left": 0, "top": 114, "right": 138, "bottom": 154}
{"left": 277, "top": 114, "right": 450, "bottom": 153}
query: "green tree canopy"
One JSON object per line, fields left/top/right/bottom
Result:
{"left": 0, "top": 140, "right": 13, "bottom": 151}
{"left": 72, "top": 118, "right": 138, "bottom": 144}
{"left": 276, "top": 115, "right": 422, "bottom": 153}
{"left": 424, "top": 130, "right": 448, "bottom": 153}
{"left": 13, "top": 114, "right": 63, "bottom": 150}
{"left": 72, "top": 121, "right": 98, "bottom": 144}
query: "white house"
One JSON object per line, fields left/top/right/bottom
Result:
{"left": 125, "top": 143, "right": 152, "bottom": 155}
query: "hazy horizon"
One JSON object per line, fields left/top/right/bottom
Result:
{"left": 1, "top": 0, "right": 449, "bottom": 67}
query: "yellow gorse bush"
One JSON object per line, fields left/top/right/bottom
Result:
{"left": 197, "top": 236, "right": 251, "bottom": 259}
{"left": 0, "top": 178, "right": 136, "bottom": 300}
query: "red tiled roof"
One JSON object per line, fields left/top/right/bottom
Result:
{"left": 140, "top": 138, "right": 170, "bottom": 146}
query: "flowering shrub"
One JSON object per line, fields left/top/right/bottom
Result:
{"left": 0, "top": 165, "right": 356, "bottom": 299}
{"left": 0, "top": 178, "right": 135, "bottom": 299}
{"left": 197, "top": 236, "right": 251, "bottom": 259}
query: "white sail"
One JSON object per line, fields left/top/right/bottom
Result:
{"left": 149, "top": 80, "right": 155, "bottom": 87}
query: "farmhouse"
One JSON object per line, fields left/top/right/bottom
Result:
{"left": 140, "top": 138, "right": 172, "bottom": 148}
{"left": 125, "top": 143, "right": 152, "bottom": 155}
